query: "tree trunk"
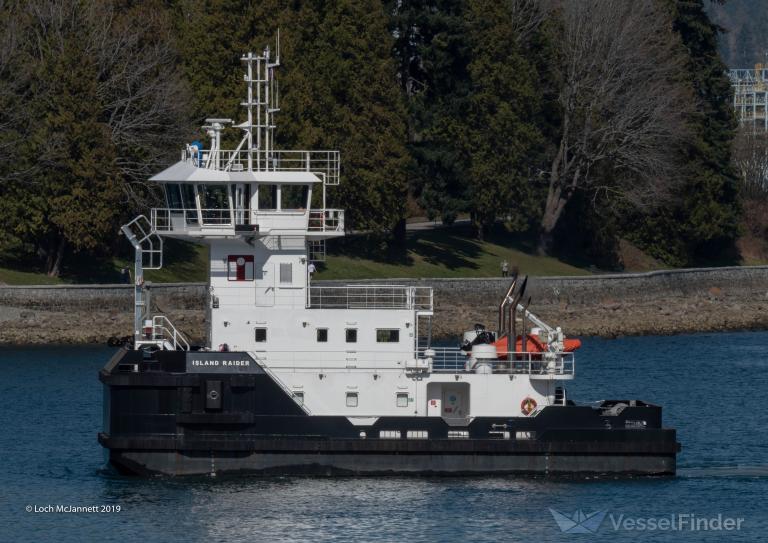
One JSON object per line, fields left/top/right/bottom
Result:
{"left": 538, "top": 188, "right": 568, "bottom": 256}
{"left": 46, "top": 238, "right": 67, "bottom": 277}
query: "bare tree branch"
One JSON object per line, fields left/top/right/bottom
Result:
{"left": 539, "top": 0, "right": 692, "bottom": 253}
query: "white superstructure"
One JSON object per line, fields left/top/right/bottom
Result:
{"left": 124, "top": 46, "right": 576, "bottom": 425}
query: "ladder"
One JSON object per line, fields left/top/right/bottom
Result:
{"left": 121, "top": 215, "right": 177, "bottom": 349}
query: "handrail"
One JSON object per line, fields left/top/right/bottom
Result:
{"left": 151, "top": 207, "right": 345, "bottom": 233}
{"left": 182, "top": 148, "right": 340, "bottom": 185}
{"left": 151, "top": 315, "right": 190, "bottom": 351}
{"left": 307, "top": 285, "right": 433, "bottom": 310}
{"left": 418, "top": 347, "right": 575, "bottom": 375}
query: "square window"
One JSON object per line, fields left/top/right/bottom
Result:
{"left": 346, "top": 392, "right": 358, "bottom": 407}
{"left": 376, "top": 329, "right": 399, "bottom": 343}
{"left": 279, "top": 262, "right": 292, "bottom": 284}
{"left": 254, "top": 328, "right": 267, "bottom": 342}
{"left": 293, "top": 392, "right": 304, "bottom": 406}
{"left": 317, "top": 328, "right": 328, "bottom": 342}
{"left": 396, "top": 392, "right": 409, "bottom": 408}
{"left": 345, "top": 328, "right": 357, "bottom": 343}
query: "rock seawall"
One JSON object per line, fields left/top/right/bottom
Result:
{"left": 1, "top": 266, "right": 767, "bottom": 344}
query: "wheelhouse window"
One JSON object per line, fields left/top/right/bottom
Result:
{"left": 199, "top": 184, "right": 230, "bottom": 225}
{"left": 180, "top": 184, "right": 198, "bottom": 224}
{"left": 376, "top": 329, "right": 399, "bottom": 343}
{"left": 316, "top": 328, "right": 328, "bottom": 342}
{"left": 346, "top": 392, "right": 358, "bottom": 408}
{"left": 281, "top": 184, "right": 308, "bottom": 211}
{"left": 258, "top": 184, "right": 277, "bottom": 210}
{"left": 345, "top": 328, "right": 357, "bottom": 343}
{"left": 254, "top": 328, "right": 267, "bottom": 342}
{"left": 227, "top": 255, "right": 254, "bottom": 281}
{"left": 164, "top": 183, "right": 182, "bottom": 209}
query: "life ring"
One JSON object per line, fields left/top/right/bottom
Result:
{"left": 521, "top": 397, "right": 537, "bottom": 416}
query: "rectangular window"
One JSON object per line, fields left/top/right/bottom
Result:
{"left": 281, "top": 184, "right": 308, "bottom": 210}
{"left": 376, "top": 329, "right": 400, "bottom": 343}
{"left": 396, "top": 392, "right": 409, "bottom": 408}
{"left": 254, "top": 328, "right": 267, "bottom": 342}
{"left": 180, "top": 184, "right": 198, "bottom": 224}
{"left": 316, "top": 328, "right": 328, "bottom": 342}
{"left": 293, "top": 392, "right": 304, "bottom": 406}
{"left": 164, "top": 183, "right": 182, "bottom": 209}
{"left": 346, "top": 392, "right": 358, "bottom": 407}
{"left": 345, "top": 328, "right": 357, "bottom": 343}
{"left": 227, "top": 255, "right": 254, "bottom": 281}
{"left": 279, "top": 263, "right": 292, "bottom": 284}
{"left": 258, "top": 184, "right": 277, "bottom": 210}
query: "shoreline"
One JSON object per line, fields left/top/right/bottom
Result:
{"left": 1, "top": 266, "right": 767, "bottom": 345}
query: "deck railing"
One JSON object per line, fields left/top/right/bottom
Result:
{"left": 183, "top": 148, "right": 340, "bottom": 185}
{"left": 420, "top": 347, "right": 575, "bottom": 376}
{"left": 307, "top": 285, "right": 433, "bottom": 311}
{"left": 151, "top": 207, "right": 344, "bottom": 233}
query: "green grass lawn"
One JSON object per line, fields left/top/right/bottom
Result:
{"left": 0, "top": 225, "right": 588, "bottom": 285}
{"left": 316, "top": 225, "right": 590, "bottom": 279}
{"left": 0, "top": 239, "right": 209, "bottom": 285}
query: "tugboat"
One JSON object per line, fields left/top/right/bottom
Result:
{"left": 99, "top": 46, "right": 679, "bottom": 476}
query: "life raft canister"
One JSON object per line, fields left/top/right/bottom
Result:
{"left": 520, "top": 396, "right": 537, "bottom": 416}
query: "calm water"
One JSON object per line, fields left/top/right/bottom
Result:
{"left": 1, "top": 332, "right": 767, "bottom": 542}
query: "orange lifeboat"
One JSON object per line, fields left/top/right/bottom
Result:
{"left": 493, "top": 335, "right": 581, "bottom": 354}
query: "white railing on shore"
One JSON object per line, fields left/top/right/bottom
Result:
{"left": 420, "top": 347, "right": 575, "bottom": 376}
{"left": 151, "top": 207, "right": 344, "bottom": 233}
{"left": 182, "top": 148, "right": 340, "bottom": 185}
{"left": 307, "top": 285, "right": 433, "bottom": 311}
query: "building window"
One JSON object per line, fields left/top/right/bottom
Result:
{"left": 227, "top": 255, "right": 254, "bottom": 281}
{"left": 376, "top": 329, "right": 399, "bottom": 343}
{"left": 346, "top": 392, "right": 358, "bottom": 407}
{"left": 279, "top": 262, "right": 292, "bottom": 284}
{"left": 345, "top": 328, "right": 357, "bottom": 343}
{"left": 293, "top": 392, "right": 304, "bottom": 406}
{"left": 396, "top": 392, "right": 409, "bottom": 408}
{"left": 316, "top": 328, "right": 328, "bottom": 342}
{"left": 254, "top": 328, "right": 267, "bottom": 342}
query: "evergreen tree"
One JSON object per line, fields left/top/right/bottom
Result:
{"left": 626, "top": 0, "right": 741, "bottom": 265}
{"left": 279, "top": 0, "right": 410, "bottom": 233}
{"left": 463, "top": 0, "right": 549, "bottom": 237}
{"left": 0, "top": 0, "right": 188, "bottom": 276}
{"left": 388, "top": 0, "right": 472, "bottom": 224}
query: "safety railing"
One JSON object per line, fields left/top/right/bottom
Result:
{"left": 420, "top": 348, "right": 575, "bottom": 376}
{"left": 135, "top": 315, "right": 190, "bottom": 351}
{"left": 182, "top": 148, "right": 340, "bottom": 185}
{"left": 307, "top": 285, "right": 433, "bottom": 310}
{"left": 151, "top": 315, "right": 190, "bottom": 351}
{"left": 151, "top": 208, "right": 231, "bottom": 231}
{"left": 308, "top": 209, "right": 344, "bottom": 232}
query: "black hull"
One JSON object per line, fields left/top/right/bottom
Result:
{"left": 99, "top": 348, "right": 680, "bottom": 477}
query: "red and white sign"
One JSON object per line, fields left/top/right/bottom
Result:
{"left": 227, "top": 255, "right": 254, "bottom": 281}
